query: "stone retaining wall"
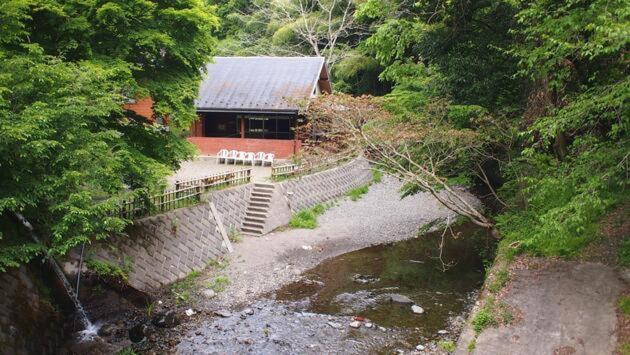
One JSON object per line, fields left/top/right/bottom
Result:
{"left": 280, "top": 157, "right": 372, "bottom": 211}
{"left": 93, "top": 157, "right": 371, "bottom": 292}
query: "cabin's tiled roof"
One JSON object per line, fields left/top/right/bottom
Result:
{"left": 195, "top": 56, "right": 328, "bottom": 113}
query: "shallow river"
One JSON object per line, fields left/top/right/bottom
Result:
{"left": 177, "top": 223, "right": 493, "bottom": 354}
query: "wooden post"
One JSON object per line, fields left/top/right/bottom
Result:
{"left": 240, "top": 117, "right": 245, "bottom": 139}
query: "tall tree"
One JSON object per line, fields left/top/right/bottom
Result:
{"left": 0, "top": 0, "right": 219, "bottom": 271}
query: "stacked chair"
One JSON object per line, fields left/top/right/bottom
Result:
{"left": 216, "top": 149, "right": 274, "bottom": 166}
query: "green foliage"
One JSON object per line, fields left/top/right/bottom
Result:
{"left": 437, "top": 340, "right": 456, "bottom": 353}
{"left": 0, "top": 0, "right": 217, "bottom": 268}
{"left": 467, "top": 339, "right": 476, "bottom": 352}
{"left": 472, "top": 297, "right": 498, "bottom": 334}
{"left": 372, "top": 169, "right": 382, "bottom": 183}
{"left": 85, "top": 258, "right": 132, "bottom": 282}
{"left": 118, "top": 347, "right": 137, "bottom": 355}
{"left": 619, "top": 239, "right": 630, "bottom": 267}
{"left": 346, "top": 185, "right": 369, "bottom": 201}
{"left": 619, "top": 296, "right": 630, "bottom": 315}
{"left": 488, "top": 269, "right": 509, "bottom": 293}
{"left": 170, "top": 270, "right": 202, "bottom": 304}
{"left": 228, "top": 225, "right": 242, "bottom": 243}
{"left": 207, "top": 275, "right": 230, "bottom": 292}
{"left": 288, "top": 203, "right": 330, "bottom": 229}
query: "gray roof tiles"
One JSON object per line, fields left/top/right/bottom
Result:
{"left": 195, "top": 56, "right": 327, "bottom": 113}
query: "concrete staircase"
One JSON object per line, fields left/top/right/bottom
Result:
{"left": 241, "top": 183, "right": 274, "bottom": 236}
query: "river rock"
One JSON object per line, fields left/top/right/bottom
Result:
{"left": 365, "top": 322, "right": 373, "bottom": 328}
{"left": 416, "top": 344, "right": 426, "bottom": 351}
{"left": 437, "top": 329, "right": 449, "bottom": 335}
{"left": 411, "top": 305, "right": 424, "bottom": 314}
{"left": 389, "top": 294, "right": 414, "bottom": 304}
{"left": 244, "top": 308, "right": 254, "bottom": 315}
{"left": 98, "top": 323, "right": 118, "bottom": 337}
{"left": 327, "top": 321, "right": 342, "bottom": 329}
{"left": 349, "top": 321, "right": 361, "bottom": 328}
{"left": 214, "top": 310, "right": 232, "bottom": 318}
{"left": 151, "top": 310, "right": 180, "bottom": 328}
{"left": 129, "top": 323, "right": 148, "bottom": 342}
{"left": 202, "top": 289, "right": 216, "bottom": 299}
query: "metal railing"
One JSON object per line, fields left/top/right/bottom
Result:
{"left": 120, "top": 168, "right": 252, "bottom": 219}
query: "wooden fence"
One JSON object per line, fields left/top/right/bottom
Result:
{"left": 120, "top": 168, "right": 252, "bottom": 219}
{"left": 271, "top": 154, "right": 354, "bottom": 181}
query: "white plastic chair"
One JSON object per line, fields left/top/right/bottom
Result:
{"left": 226, "top": 150, "right": 238, "bottom": 164}
{"left": 243, "top": 152, "right": 255, "bottom": 165}
{"left": 234, "top": 151, "right": 247, "bottom": 165}
{"left": 262, "top": 153, "right": 275, "bottom": 166}
{"left": 216, "top": 149, "right": 228, "bottom": 164}
{"left": 254, "top": 152, "right": 265, "bottom": 165}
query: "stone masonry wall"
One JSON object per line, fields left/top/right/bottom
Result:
{"left": 280, "top": 157, "right": 372, "bottom": 211}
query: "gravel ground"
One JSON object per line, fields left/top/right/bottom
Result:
{"left": 199, "top": 175, "right": 479, "bottom": 310}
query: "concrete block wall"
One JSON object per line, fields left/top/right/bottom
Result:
{"left": 93, "top": 202, "right": 226, "bottom": 291}
{"left": 92, "top": 157, "right": 371, "bottom": 292}
{"left": 280, "top": 157, "right": 372, "bottom": 211}
{"left": 205, "top": 183, "right": 252, "bottom": 233}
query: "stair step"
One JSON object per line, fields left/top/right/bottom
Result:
{"left": 254, "top": 183, "right": 275, "bottom": 189}
{"left": 243, "top": 221, "right": 265, "bottom": 229}
{"left": 245, "top": 210, "right": 267, "bottom": 218}
{"left": 251, "top": 196, "right": 271, "bottom": 202}
{"left": 252, "top": 192, "right": 273, "bottom": 199}
{"left": 247, "top": 206, "right": 268, "bottom": 213}
{"left": 242, "top": 227, "right": 263, "bottom": 235}
{"left": 250, "top": 201, "right": 270, "bottom": 208}
{"left": 244, "top": 216, "right": 265, "bottom": 224}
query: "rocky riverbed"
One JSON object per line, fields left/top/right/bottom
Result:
{"left": 65, "top": 176, "right": 492, "bottom": 354}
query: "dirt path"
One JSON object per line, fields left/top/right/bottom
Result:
{"left": 199, "top": 175, "right": 477, "bottom": 309}
{"left": 455, "top": 258, "right": 628, "bottom": 355}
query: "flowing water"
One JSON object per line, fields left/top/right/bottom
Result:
{"left": 15, "top": 213, "right": 94, "bottom": 331}
{"left": 178, "top": 223, "right": 494, "bottom": 354}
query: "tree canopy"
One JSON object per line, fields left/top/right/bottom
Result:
{"left": 0, "top": 0, "right": 218, "bottom": 271}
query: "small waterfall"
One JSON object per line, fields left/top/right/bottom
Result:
{"left": 15, "top": 213, "right": 94, "bottom": 331}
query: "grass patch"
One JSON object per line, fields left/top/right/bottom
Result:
{"left": 170, "top": 270, "right": 202, "bottom": 304}
{"left": 372, "top": 169, "right": 383, "bottom": 183}
{"left": 207, "top": 275, "right": 230, "bottom": 292}
{"left": 619, "top": 296, "right": 630, "bottom": 315}
{"left": 467, "top": 339, "right": 476, "bottom": 352}
{"left": 487, "top": 269, "right": 509, "bottom": 293}
{"left": 288, "top": 203, "right": 330, "bottom": 229}
{"left": 346, "top": 185, "right": 369, "bottom": 201}
{"left": 206, "top": 258, "right": 229, "bottom": 270}
{"left": 437, "top": 340, "right": 456, "bottom": 352}
{"left": 472, "top": 296, "right": 498, "bottom": 334}
{"left": 118, "top": 347, "right": 137, "bottom": 355}
{"left": 618, "top": 239, "right": 630, "bottom": 266}
{"left": 228, "top": 225, "right": 242, "bottom": 243}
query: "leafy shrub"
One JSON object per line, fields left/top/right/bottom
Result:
{"left": 85, "top": 258, "right": 132, "bottom": 282}
{"left": 228, "top": 225, "right": 242, "bottom": 243}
